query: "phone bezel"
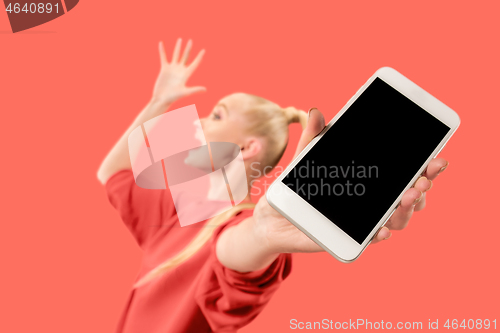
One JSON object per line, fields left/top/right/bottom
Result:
{"left": 266, "top": 67, "right": 461, "bottom": 263}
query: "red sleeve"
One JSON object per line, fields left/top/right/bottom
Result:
{"left": 194, "top": 211, "right": 292, "bottom": 333}
{"left": 104, "top": 169, "right": 177, "bottom": 249}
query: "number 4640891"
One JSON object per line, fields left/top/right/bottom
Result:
{"left": 6, "top": 3, "right": 59, "bottom": 14}
{"left": 443, "top": 319, "right": 496, "bottom": 330}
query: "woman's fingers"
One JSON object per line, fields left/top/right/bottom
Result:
{"left": 181, "top": 39, "right": 192, "bottom": 65}
{"left": 424, "top": 158, "right": 448, "bottom": 180}
{"left": 403, "top": 174, "right": 434, "bottom": 213}
{"left": 371, "top": 173, "right": 434, "bottom": 243}
{"left": 184, "top": 86, "right": 207, "bottom": 97}
{"left": 186, "top": 49, "right": 205, "bottom": 75}
{"left": 413, "top": 176, "right": 431, "bottom": 211}
{"left": 413, "top": 192, "right": 426, "bottom": 211}
{"left": 386, "top": 188, "right": 422, "bottom": 230}
{"left": 371, "top": 226, "right": 392, "bottom": 245}
{"left": 387, "top": 159, "right": 447, "bottom": 217}
{"left": 384, "top": 158, "right": 447, "bottom": 227}
{"left": 158, "top": 41, "right": 167, "bottom": 65}
{"left": 412, "top": 176, "right": 432, "bottom": 211}
{"left": 292, "top": 108, "right": 325, "bottom": 160}
{"left": 171, "top": 38, "right": 182, "bottom": 64}
{"left": 414, "top": 176, "right": 432, "bottom": 193}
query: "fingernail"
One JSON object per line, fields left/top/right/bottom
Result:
{"left": 413, "top": 191, "right": 423, "bottom": 206}
{"left": 415, "top": 176, "right": 426, "bottom": 187}
{"left": 384, "top": 232, "right": 392, "bottom": 240}
{"left": 308, "top": 107, "right": 318, "bottom": 120}
{"left": 426, "top": 179, "right": 433, "bottom": 192}
{"left": 438, "top": 161, "right": 449, "bottom": 174}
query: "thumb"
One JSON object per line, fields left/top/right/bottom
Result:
{"left": 292, "top": 108, "right": 326, "bottom": 160}
{"left": 184, "top": 86, "right": 207, "bottom": 96}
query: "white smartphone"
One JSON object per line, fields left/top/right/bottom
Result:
{"left": 266, "top": 67, "right": 460, "bottom": 263}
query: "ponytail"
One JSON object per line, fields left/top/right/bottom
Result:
{"left": 282, "top": 106, "right": 308, "bottom": 130}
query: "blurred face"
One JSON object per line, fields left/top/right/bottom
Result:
{"left": 186, "top": 93, "right": 268, "bottom": 176}
{"left": 199, "top": 93, "right": 256, "bottom": 147}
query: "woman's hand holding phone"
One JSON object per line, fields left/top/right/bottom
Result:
{"left": 216, "top": 107, "right": 450, "bottom": 273}
{"left": 253, "top": 108, "right": 450, "bottom": 254}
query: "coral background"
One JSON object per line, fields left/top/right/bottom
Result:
{"left": 1, "top": 1, "right": 498, "bottom": 332}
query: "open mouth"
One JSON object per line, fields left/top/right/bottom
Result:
{"left": 193, "top": 121, "right": 206, "bottom": 144}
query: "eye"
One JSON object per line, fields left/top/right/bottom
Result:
{"left": 212, "top": 111, "right": 221, "bottom": 120}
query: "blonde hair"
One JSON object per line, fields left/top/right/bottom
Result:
{"left": 133, "top": 93, "right": 307, "bottom": 289}
{"left": 240, "top": 94, "right": 308, "bottom": 172}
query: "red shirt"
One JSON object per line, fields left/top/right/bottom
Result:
{"left": 104, "top": 169, "right": 292, "bottom": 333}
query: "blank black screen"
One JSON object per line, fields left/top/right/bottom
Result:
{"left": 283, "top": 78, "right": 450, "bottom": 244}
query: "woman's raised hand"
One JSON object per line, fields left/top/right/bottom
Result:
{"left": 253, "top": 108, "right": 450, "bottom": 254}
{"left": 152, "top": 38, "right": 206, "bottom": 106}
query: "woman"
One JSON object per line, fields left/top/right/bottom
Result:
{"left": 97, "top": 39, "right": 448, "bottom": 333}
